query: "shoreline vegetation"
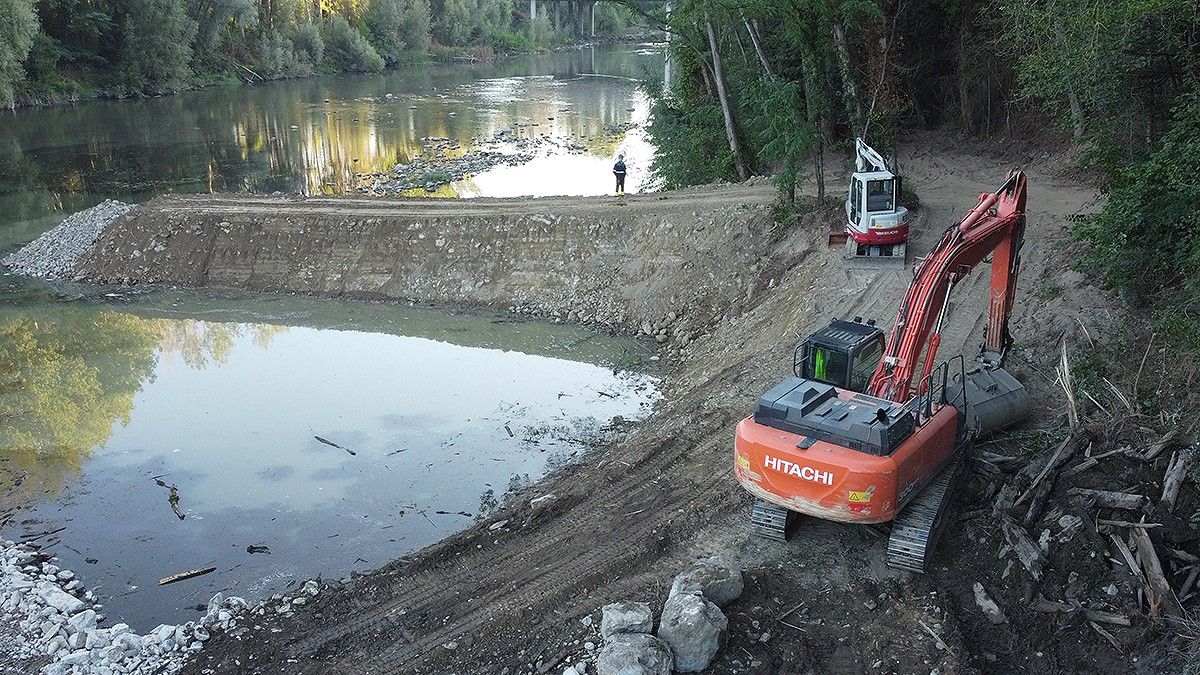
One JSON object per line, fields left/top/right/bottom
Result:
{"left": 0, "top": 0, "right": 650, "bottom": 111}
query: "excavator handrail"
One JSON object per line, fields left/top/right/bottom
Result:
{"left": 900, "top": 355, "right": 966, "bottom": 425}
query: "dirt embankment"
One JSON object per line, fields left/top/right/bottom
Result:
{"left": 72, "top": 142, "right": 1196, "bottom": 674}
{"left": 73, "top": 184, "right": 782, "bottom": 358}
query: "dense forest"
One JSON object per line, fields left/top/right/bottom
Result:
{"left": 0, "top": 0, "right": 637, "bottom": 106}
{"left": 641, "top": 0, "right": 1198, "bottom": 367}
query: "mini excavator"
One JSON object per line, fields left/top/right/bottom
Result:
{"left": 845, "top": 138, "right": 909, "bottom": 259}
{"left": 734, "top": 171, "right": 1031, "bottom": 572}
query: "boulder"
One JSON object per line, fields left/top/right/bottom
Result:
{"left": 596, "top": 632, "right": 673, "bottom": 675}
{"left": 601, "top": 601, "right": 654, "bottom": 639}
{"left": 38, "top": 581, "right": 85, "bottom": 615}
{"left": 669, "top": 560, "right": 743, "bottom": 607}
{"left": 656, "top": 592, "right": 727, "bottom": 672}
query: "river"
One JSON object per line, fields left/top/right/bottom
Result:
{"left": 0, "top": 43, "right": 664, "bottom": 630}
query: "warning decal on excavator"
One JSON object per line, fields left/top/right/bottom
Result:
{"left": 848, "top": 487, "right": 875, "bottom": 503}
{"left": 736, "top": 454, "right": 751, "bottom": 472}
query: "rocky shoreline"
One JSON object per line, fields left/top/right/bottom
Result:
{"left": 0, "top": 540, "right": 245, "bottom": 675}
{"left": 2, "top": 201, "right": 132, "bottom": 280}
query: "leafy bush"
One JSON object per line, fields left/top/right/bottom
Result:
{"left": 321, "top": 15, "right": 384, "bottom": 74}
{"left": 257, "top": 29, "right": 303, "bottom": 78}
{"left": 1077, "top": 93, "right": 1200, "bottom": 309}
{"left": 291, "top": 22, "right": 324, "bottom": 70}
{"left": 0, "top": 0, "right": 40, "bottom": 107}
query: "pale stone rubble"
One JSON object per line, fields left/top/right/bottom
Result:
{"left": 2, "top": 200, "right": 132, "bottom": 280}
{"left": 586, "top": 558, "right": 743, "bottom": 675}
{"left": 0, "top": 539, "right": 264, "bottom": 675}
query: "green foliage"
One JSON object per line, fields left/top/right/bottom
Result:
{"left": 0, "top": 0, "right": 39, "bottom": 107}
{"left": 322, "top": 14, "right": 385, "bottom": 73}
{"left": 593, "top": 2, "right": 631, "bottom": 36}
{"left": 9, "top": 0, "right": 614, "bottom": 105}
{"left": 365, "top": 0, "right": 431, "bottom": 66}
{"left": 257, "top": 28, "right": 304, "bottom": 78}
{"left": 1001, "top": 0, "right": 1199, "bottom": 171}
{"left": 117, "top": 0, "right": 197, "bottom": 93}
{"left": 749, "top": 76, "right": 819, "bottom": 204}
{"left": 1076, "top": 93, "right": 1200, "bottom": 319}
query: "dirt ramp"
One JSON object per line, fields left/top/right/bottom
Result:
{"left": 74, "top": 186, "right": 777, "bottom": 337}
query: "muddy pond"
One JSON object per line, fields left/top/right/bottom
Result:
{"left": 0, "top": 283, "right": 658, "bottom": 629}
{"left": 0, "top": 43, "right": 664, "bottom": 630}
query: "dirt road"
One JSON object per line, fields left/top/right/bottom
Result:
{"left": 75, "top": 139, "right": 1170, "bottom": 674}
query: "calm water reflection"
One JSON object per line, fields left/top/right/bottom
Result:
{"left": 0, "top": 44, "right": 663, "bottom": 251}
{"left": 0, "top": 286, "right": 657, "bottom": 629}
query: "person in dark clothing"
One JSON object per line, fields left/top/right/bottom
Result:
{"left": 613, "top": 154, "right": 627, "bottom": 194}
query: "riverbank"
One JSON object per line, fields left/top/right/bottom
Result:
{"left": 7, "top": 35, "right": 656, "bottom": 112}
{"left": 5, "top": 137, "right": 1198, "bottom": 673}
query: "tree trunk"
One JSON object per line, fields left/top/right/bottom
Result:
{"left": 800, "top": 47, "right": 826, "bottom": 201}
{"left": 1053, "top": 20, "right": 1085, "bottom": 143}
{"left": 744, "top": 19, "right": 774, "bottom": 79}
{"left": 831, "top": 21, "right": 863, "bottom": 136}
{"left": 705, "top": 16, "right": 750, "bottom": 180}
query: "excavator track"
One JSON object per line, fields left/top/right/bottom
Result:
{"left": 751, "top": 499, "right": 794, "bottom": 541}
{"left": 886, "top": 452, "right": 966, "bottom": 573}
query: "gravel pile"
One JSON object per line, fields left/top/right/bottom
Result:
{"left": 2, "top": 200, "right": 132, "bottom": 279}
{"left": 0, "top": 540, "right": 247, "bottom": 675}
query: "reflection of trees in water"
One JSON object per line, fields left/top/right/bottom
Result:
{"left": 0, "top": 310, "right": 159, "bottom": 504}
{"left": 0, "top": 46, "right": 658, "bottom": 225}
{"left": 153, "top": 320, "right": 286, "bottom": 369}
{"left": 0, "top": 312, "right": 286, "bottom": 505}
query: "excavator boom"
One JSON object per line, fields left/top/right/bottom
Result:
{"left": 867, "top": 171, "right": 1028, "bottom": 402}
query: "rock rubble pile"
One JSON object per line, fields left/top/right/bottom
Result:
{"left": 585, "top": 557, "right": 743, "bottom": 675}
{"left": 0, "top": 540, "right": 247, "bottom": 675}
{"left": 2, "top": 200, "right": 132, "bottom": 280}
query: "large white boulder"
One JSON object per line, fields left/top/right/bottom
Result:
{"left": 600, "top": 601, "right": 654, "bottom": 639}
{"left": 656, "top": 592, "right": 727, "bottom": 672}
{"left": 596, "top": 633, "right": 673, "bottom": 675}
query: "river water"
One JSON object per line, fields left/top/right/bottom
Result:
{"left": 0, "top": 44, "right": 663, "bottom": 630}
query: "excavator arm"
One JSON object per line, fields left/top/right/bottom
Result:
{"left": 867, "top": 171, "right": 1028, "bottom": 403}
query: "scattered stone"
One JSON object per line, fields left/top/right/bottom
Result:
{"left": 596, "top": 632, "right": 673, "bottom": 675}
{"left": 973, "top": 582, "right": 1007, "bottom": 624}
{"left": 656, "top": 592, "right": 727, "bottom": 673}
{"left": 601, "top": 601, "right": 654, "bottom": 639}
{"left": 668, "top": 559, "right": 744, "bottom": 607}
{"left": 0, "top": 538, "right": 251, "bottom": 675}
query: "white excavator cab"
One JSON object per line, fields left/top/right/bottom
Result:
{"left": 845, "top": 139, "right": 909, "bottom": 259}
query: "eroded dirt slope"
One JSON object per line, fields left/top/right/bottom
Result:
{"left": 75, "top": 142, "right": 1156, "bottom": 674}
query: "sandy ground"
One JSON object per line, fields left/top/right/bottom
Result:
{"left": 58, "top": 137, "right": 1197, "bottom": 674}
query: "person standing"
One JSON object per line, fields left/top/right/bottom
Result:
{"left": 612, "top": 153, "right": 627, "bottom": 195}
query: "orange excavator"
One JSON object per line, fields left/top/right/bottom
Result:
{"left": 734, "top": 171, "right": 1031, "bottom": 572}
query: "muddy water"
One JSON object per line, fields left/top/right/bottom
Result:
{"left": 0, "top": 43, "right": 663, "bottom": 251}
{"left": 0, "top": 281, "right": 657, "bottom": 629}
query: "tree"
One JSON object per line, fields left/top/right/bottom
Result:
{"left": 365, "top": 0, "right": 430, "bottom": 65}
{"left": 117, "top": 0, "right": 197, "bottom": 93}
{"left": 0, "top": 0, "right": 39, "bottom": 107}
{"left": 322, "top": 14, "right": 384, "bottom": 72}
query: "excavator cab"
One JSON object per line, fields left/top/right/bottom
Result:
{"left": 793, "top": 318, "right": 885, "bottom": 393}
